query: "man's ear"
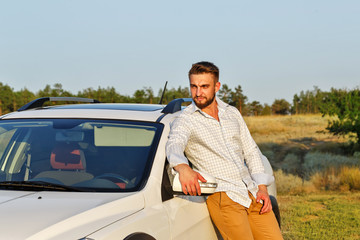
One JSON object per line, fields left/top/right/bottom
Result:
{"left": 215, "top": 81, "right": 221, "bottom": 93}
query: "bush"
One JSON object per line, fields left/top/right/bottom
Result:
{"left": 311, "top": 168, "right": 341, "bottom": 191}
{"left": 282, "top": 153, "right": 301, "bottom": 175}
{"left": 274, "top": 170, "right": 314, "bottom": 195}
{"left": 310, "top": 166, "right": 360, "bottom": 191}
{"left": 339, "top": 166, "right": 360, "bottom": 190}
{"left": 302, "top": 152, "right": 360, "bottom": 179}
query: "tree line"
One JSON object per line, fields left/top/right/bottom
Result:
{"left": 0, "top": 82, "right": 358, "bottom": 116}
{"left": 0, "top": 83, "right": 190, "bottom": 115}
{"left": 1, "top": 82, "right": 359, "bottom": 143}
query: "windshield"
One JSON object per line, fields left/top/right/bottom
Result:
{"left": 0, "top": 119, "right": 163, "bottom": 192}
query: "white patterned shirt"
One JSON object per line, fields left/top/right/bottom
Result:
{"left": 166, "top": 97, "right": 274, "bottom": 208}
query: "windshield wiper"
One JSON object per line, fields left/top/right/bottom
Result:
{"left": 0, "top": 181, "right": 84, "bottom": 192}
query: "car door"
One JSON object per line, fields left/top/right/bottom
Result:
{"left": 161, "top": 163, "right": 219, "bottom": 240}
{"left": 163, "top": 195, "right": 219, "bottom": 240}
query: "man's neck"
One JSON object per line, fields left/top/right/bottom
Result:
{"left": 200, "top": 99, "right": 219, "bottom": 121}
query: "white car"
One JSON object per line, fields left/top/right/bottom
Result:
{"left": 0, "top": 97, "right": 279, "bottom": 240}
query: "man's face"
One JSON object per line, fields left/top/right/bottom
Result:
{"left": 189, "top": 73, "right": 220, "bottom": 109}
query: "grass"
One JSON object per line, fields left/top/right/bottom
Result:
{"left": 244, "top": 114, "right": 360, "bottom": 239}
{"left": 274, "top": 170, "right": 315, "bottom": 195}
{"left": 244, "top": 114, "right": 348, "bottom": 144}
{"left": 244, "top": 114, "right": 359, "bottom": 175}
{"left": 278, "top": 192, "right": 360, "bottom": 240}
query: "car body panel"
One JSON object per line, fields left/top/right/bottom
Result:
{"left": 0, "top": 190, "right": 35, "bottom": 203}
{"left": 163, "top": 195, "right": 218, "bottom": 240}
{"left": 86, "top": 202, "right": 171, "bottom": 239}
{"left": 0, "top": 191, "right": 143, "bottom": 239}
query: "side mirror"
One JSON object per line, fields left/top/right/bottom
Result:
{"left": 172, "top": 171, "right": 217, "bottom": 195}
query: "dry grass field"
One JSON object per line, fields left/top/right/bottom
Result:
{"left": 244, "top": 114, "right": 360, "bottom": 239}
{"left": 244, "top": 114, "right": 358, "bottom": 173}
{"left": 244, "top": 114, "right": 346, "bottom": 144}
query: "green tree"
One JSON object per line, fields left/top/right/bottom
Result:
{"left": 160, "top": 86, "right": 190, "bottom": 104}
{"left": 272, "top": 99, "right": 290, "bottom": 115}
{"left": 292, "top": 86, "right": 324, "bottom": 114}
{"left": 101, "top": 87, "right": 119, "bottom": 103}
{"left": 77, "top": 87, "right": 97, "bottom": 99}
{"left": 320, "top": 88, "right": 360, "bottom": 144}
{"left": 247, "top": 101, "right": 263, "bottom": 116}
{"left": 37, "top": 83, "right": 73, "bottom": 98}
{"left": 144, "top": 87, "right": 155, "bottom": 104}
{"left": 218, "top": 84, "right": 248, "bottom": 114}
{"left": 14, "top": 88, "right": 35, "bottom": 110}
{"left": 232, "top": 85, "right": 248, "bottom": 114}
{"left": 218, "top": 84, "right": 233, "bottom": 104}
{"left": 0, "top": 83, "right": 15, "bottom": 114}
{"left": 260, "top": 104, "right": 272, "bottom": 116}
{"left": 92, "top": 86, "right": 120, "bottom": 103}
{"left": 292, "top": 94, "right": 300, "bottom": 114}
{"left": 133, "top": 89, "right": 147, "bottom": 103}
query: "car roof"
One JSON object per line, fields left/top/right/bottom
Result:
{"left": 2, "top": 105, "right": 165, "bottom": 122}
{"left": 50, "top": 103, "right": 164, "bottom": 111}
{"left": 0, "top": 97, "right": 192, "bottom": 123}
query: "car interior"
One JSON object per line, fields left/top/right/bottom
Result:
{"left": 0, "top": 119, "right": 161, "bottom": 192}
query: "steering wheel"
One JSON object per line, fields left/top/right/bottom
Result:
{"left": 94, "top": 173, "right": 132, "bottom": 188}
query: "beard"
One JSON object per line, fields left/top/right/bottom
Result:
{"left": 193, "top": 93, "right": 216, "bottom": 109}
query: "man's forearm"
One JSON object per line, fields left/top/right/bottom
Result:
{"left": 174, "top": 163, "right": 206, "bottom": 196}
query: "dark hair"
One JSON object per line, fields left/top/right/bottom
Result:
{"left": 188, "top": 61, "right": 219, "bottom": 82}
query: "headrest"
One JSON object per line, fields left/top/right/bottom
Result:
{"left": 50, "top": 143, "right": 85, "bottom": 170}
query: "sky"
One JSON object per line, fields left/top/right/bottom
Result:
{"left": 1, "top": 0, "right": 359, "bottom": 105}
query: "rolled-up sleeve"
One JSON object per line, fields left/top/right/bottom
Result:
{"left": 165, "top": 116, "right": 191, "bottom": 169}
{"left": 251, "top": 173, "right": 274, "bottom": 186}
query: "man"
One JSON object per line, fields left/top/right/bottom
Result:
{"left": 166, "top": 61, "right": 283, "bottom": 240}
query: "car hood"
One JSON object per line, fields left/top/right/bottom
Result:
{"left": 0, "top": 190, "right": 145, "bottom": 240}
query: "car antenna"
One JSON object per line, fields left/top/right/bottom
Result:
{"left": 159, "top": 81, "right": 168, "bottom": 104}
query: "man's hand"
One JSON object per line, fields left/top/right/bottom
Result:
{"left": 256, "top": 185, "right": 272, "bottom": 214}
{"left": 174, "top": 164, "right": 206, "bottom": 196}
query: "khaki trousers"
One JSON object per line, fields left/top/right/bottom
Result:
{"left": 206, "top": 192, "right": 283, "bottom": 240}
